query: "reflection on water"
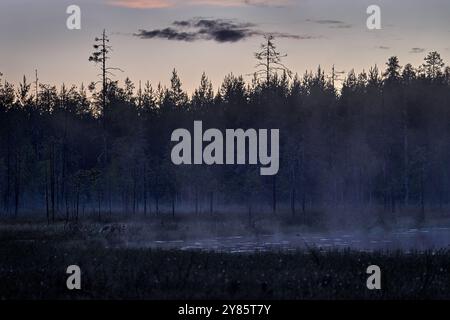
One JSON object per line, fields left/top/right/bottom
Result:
{"left": 132, "top": 227, "right": 450, "bottom": 253}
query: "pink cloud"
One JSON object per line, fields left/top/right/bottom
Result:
{"left": 107, "top": 0, "right": 292, "bottom": 9}
{"left": 189, "top": 0, "right": 288, "bottom": 6}
{"left": 108, "top": 0, "right": 175, "bottom": 9}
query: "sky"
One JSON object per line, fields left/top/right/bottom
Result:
{"left": 0, "top": 0, "right": 449, "bottom": 94}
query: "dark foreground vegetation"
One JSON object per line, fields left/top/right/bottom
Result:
{"left": 1, "top": 221, "right": 450, "bottom": 300}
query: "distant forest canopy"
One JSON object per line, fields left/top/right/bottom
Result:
{"left": 1, "top": 47, "right": 450, "bottom": 226}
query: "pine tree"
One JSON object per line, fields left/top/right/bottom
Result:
{"left": 422, "top": 51, "right": 444, "bottom": 79}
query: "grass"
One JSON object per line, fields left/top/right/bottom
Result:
{"left": 1, "top": 220, "right": 450, "bottom": 300}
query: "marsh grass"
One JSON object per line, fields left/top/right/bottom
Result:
{"left": 1, "top": 221, "right": 450, "bottom": 300}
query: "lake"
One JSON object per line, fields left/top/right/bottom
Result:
{"left": 134, "top": 227, "right": 450, "bottom": 253}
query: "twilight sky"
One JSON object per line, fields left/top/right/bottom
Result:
{"left": 0, "top": 0, "right": 449, "bottom": 93}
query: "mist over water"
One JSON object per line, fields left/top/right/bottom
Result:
{"left": 125, "top": 218, "right": 450, "bottom": 253}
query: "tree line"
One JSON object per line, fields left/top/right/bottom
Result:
{"left": 1, "top": 37, "right": 450, "bottom": 226}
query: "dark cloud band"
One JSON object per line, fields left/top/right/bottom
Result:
{"left": 134, "top": 18, "right": 309, "bottom": 43}
{"left": 410, "top": 47, "right": 425, "bottom": 54}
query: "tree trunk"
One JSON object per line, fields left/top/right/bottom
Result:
{"left": 195, "top": 186, "right": 199, "bottom": 216}
{"left": 248, "top": 201, "right": 253, "bottom": 227}
{"left": 14, "top": 150, "right": 21, "bottom": 218}
{"left": 45, "top": 162, "right": 50, "bottom": 224}
{"left": 75, "top": 182, "right": 80, "bottom": 222}
{"left": 291, "top": 187, "right": 296, "bottom": 217}
{"left": 419, "top": 163, "right": 425, "bottom": 226}
{"left": 291, "top": 163, "right": 297, "bottom": 217}
{"left": 272, "top": 175, "right": 277, "bottom": 214}
{"left": 209, "top": 191, "right": 214, "bottom": 215}
{"left": 155, "top": 194, "right": 159, "bottom": 216}
{"left": 50, "top": 144, "right": 55, "bottom": 222}
{"left": 403, "top": 106, "right": 409, "bottom": 207}
{"left": 133, "top": 170, "right": 137, "bottom": 215}
{"left": 172, "top": 192, "right": 176, "bottom": 218}
{"left": 4, "top": 129, "right": 11, "bottom": 215}
{"left": 98, "top": 187, "right": 102, "bottom": 220}
{"left": 143, "top": 165, "right": 147, "bottom": 217}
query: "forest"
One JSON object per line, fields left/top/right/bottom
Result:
{"left": 1, "top": 34, "right": 450, "bottom": 230}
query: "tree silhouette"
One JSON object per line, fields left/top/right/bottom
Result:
{"left": 422, "top": 51, "right": 444, "bottom": 79}
{"left": 383, "top": 56, "right": 401, "bottom": 84}
{"left": 253, "top": 35, "right": 292, "bottom": 84}
{"left": 89, "top": 29, "right": 123, "bottom": 114}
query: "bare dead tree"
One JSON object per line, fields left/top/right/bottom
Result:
{"left": 34, "top": 69, "right": 39, "bottom": 106}
{"left": 88, "top": 30, "right": 122, "bottom": 141}
{"left": 88, "top": 29, "right": 123, "bottom": 114}
{"left": 329, "top": 65, "right": 345, "bottom": 89}
{"left": 253, "top": 34, "right": 292, "bottom": 83}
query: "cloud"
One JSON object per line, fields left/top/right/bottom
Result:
{"left": 312, "top": 19, "right": 345, "bottom": 25}
{"left": 134, "top": 18, "right": 310, "bottom": 43}
{"left": 107, "top": 0, "right": 292, "bottom": 9}
{"left": 192, "top": 0, "right": 290, "bottom": 6}
{"left": 306, "top": 19, "right": 352, "bottom": 29}
{"left": 410, "top": 47, "right": 425, "bottom": 54}
{"left": 330, "top": 24, "right": 352, "bottom": 29}
{"left": 108, "top": 0, "right": 174, "bottom": 8}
